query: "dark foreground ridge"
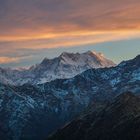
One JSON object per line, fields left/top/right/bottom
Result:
{"left": 47, "top": 92, "right": 140, "bottom": 140}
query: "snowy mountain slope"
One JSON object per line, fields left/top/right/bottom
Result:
{"left": 0, "top": 51, "right": 115, "bottom": 85}
{"left": 0, "top": 55, "right": 139, "bottom": 140}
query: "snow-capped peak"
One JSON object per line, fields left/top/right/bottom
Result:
{"left": 84, "top": 51, "right": 105, "bottom": 58}
{"left": 0, "top": 51, "right": 116, "bottom": 85}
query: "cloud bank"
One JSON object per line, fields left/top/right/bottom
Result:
{"left": 0, "top": 0, "right": 140, "bottom": 65}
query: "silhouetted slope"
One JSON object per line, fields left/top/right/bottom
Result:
{"left": 48, "top": 92, "right": 140, "bottom": 140}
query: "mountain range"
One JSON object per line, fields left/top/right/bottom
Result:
{"left": 0, "top": 51, "right": 139, "bottom": 140}
{"left": 0, "top": 51, "right": 115, "bottom": 85}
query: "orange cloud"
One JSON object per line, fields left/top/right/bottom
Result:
{"left": 0, "top": 56, "right": 33, "bottom": 64}
{"left": 0, "top": 57, "right": 19, "bottom": 64}
{"left": 1, "top": 30, "right": 140, "bottom": 49}
{"left": 1, "top": 30, "right": 140, "bottom": 43}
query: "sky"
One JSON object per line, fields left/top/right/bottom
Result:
{"left": 0, "top": 0, "right": 140, "bottom": 67}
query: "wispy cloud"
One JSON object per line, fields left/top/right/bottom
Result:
{"left": 1, "top": 30, "right": 140, "bottom": 49}
{"left": 0, "top": 55, "right": 33, "bottom": 64}
{"left": 0, "top": 57, "right": 19, "bottom": 64}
